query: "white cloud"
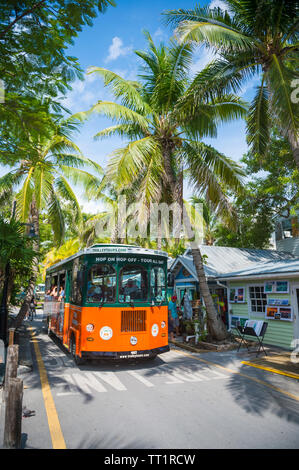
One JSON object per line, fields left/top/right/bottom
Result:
{"left": 209, "top": 0, "right": 229, "bottom": 10}
{"left": 105, "top": 37, "right": 132, "bottom": 63}
{"left": 190, "top": 45, "right": 220, "bottom": 76}
{"left": 153, "top": 27, "right": 167, "bottom": 42}
{"left": 61, "top": 72, "right": 114, "bottom": 113}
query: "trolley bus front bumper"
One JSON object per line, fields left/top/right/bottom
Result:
{"left": 81, "top": 345, "right": 170, "bottom": 359}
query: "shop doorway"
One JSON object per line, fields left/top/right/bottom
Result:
{"left": 210, "top": 287, "right": 228, "bottom": 327}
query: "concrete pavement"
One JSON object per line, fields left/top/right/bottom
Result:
{"left": 1, "top": 309, "right": 299, "bottom": 449}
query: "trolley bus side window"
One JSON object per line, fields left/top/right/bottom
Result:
{"left": 70, "top": 257, "right": 83, "bottom": 305}
{"left": 150, "top": 266, "right": 166, "bottom": 302}
{"left": 87, "top": 264, "right": 116, "bottom": 303}
{"left": 119, "top": 265, "right": 148, "bottom": 302}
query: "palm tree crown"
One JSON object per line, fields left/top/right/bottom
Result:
{"left": 164, "top": 0, "right": 299, "bottom": 165}
{"left": 77, "top": 32, "right": 246, "bottom": 226}
{"left": 0, "top": 117, "right": 103, "bottom": 245}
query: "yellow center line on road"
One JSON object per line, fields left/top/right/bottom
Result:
{"left": 171, "top": 348, "right": 299, "bottom": 402}
{"left": 28, "top": 327, "right": 66, "bottom": 449}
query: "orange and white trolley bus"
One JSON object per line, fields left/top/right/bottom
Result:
{"left": 44, "top": 244, "right": 170, "bottom": 363}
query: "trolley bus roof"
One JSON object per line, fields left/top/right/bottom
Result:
{"left": 46, "top": 244, "right": 169, "bottom": 273}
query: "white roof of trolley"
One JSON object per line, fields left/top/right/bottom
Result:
{"left": 46, "top": 244, "right": 169, "bottom": 273}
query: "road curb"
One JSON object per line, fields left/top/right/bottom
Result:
{"left": 169, "top": 340, "right": 208, "bottom": 354}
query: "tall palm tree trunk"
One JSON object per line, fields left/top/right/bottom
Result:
{"left": 190, "top": 246, "right": 228, "bottom": 340}
{"left": 13, "top": 200, "right": 40, "bottom": 329}
{"left": 163, "top": 146, "right": 229, "bottom": 340}
{"left": 181, "top": 194, "right": 228, "bottom": 341}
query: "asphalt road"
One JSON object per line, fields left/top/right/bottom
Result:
{"left": 4, "top": 311, "right": 299, "bottom": 449}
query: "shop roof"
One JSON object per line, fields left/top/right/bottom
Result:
{"left": 170, "top": 245, "right": 299, "bottom": 281}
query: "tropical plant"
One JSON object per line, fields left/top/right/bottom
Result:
{"left": 41, "top": 238, "right": 81, "bottom": 279}
{"left": 0, "top": 116, "right": 103, "bottom": 327}
{"left": 164, "top": 0, "right": 299, "bottom": 167}
{"left": 0, "top": 217, "right": 37, "bottom": 339}
{"left": 190, "top": 196, "right": 219, "bottom": 246}
{"left": 215, "top": 130, "right": 299, "bottom": 249}
{"left": 77, "top": 34, "right": 247, "bottom": 340}
{"left": 0, "top": 1, "right": 115, "bottom": 167}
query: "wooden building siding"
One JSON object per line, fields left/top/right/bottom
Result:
{"left": 228, "top": 279, "right": 296, "bottom": 350}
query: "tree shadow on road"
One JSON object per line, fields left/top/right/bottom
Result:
{"left": 22, "top": 322, "right": 299, "bottom": 427}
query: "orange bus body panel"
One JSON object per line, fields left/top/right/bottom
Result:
{"left": 48, "top": 303, "right": 168, "bottom": 357}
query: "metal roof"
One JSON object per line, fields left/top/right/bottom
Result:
{"left": 170, "top": 245, "right": 299, "bottom": 281}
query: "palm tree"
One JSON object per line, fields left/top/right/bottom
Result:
{"left": 41, "top": 238, "right": 81, "bottom": 278}
{"left": 77, "top": 34, "right": 246, "bottom": 340}
{"left": 164, "top": 0, "right": 299, "bottom": 167}
{"left": 190, "top": 196, "right": 218, "bottom": 246}
{"left": 0, "top": 116, "right": 103, "bottom": 327}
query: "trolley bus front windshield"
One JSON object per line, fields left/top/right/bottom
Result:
{"left": 87, "top": 264, "right": 116, "bottom": 303}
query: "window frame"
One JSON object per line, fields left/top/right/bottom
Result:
{"left": 248, "top": 284, "right": 267, "bottom": 316}
{"left": 118, "top": 264, "right": 149, "bottom": 303}
{"left": 150, "top": 266, "right": 166, "bottom": 303}
{"left": 70, "top": 257, "right": 84, "bottom": 306}
{"left": 86, "top": 263, "right": 117, "bottom": 304}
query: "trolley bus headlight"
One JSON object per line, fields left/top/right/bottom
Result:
{"left": 161, "top": 321, "right": 166, "bottom": 328}
{"left": 86, "top": 323, "right": 94, "bottom": 332}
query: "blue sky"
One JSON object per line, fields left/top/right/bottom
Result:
{"left": 2, "top": 0, "right": 261, "bottom": 213}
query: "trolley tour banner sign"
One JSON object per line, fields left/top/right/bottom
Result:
{"left": 94, "top": 255, "right": 165, "bottom": 266}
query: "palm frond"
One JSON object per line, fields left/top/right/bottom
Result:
{"left": 94, "top": 123, "right": 145, "bottom": 141}
{"left": 183, "top": 141, "right": 245, "bottom": 198}
{"left": 55, "top": 176, "right": 83, "bottom": 226}
{"left": 106, "top": 136, "right": 159, "bottom": 188}
{"left": 175, "top": 20, "right": 253, "bottom": 54}
{"left": 47, "top": 190, "right": 65, "bottom": 246}
{"left": 267, "top": 55, "right": 298, "bottom": 137}
{"left": 16, "top": 167, "right": 35, "bottom": 222}
{"left": 246, "top": 77, "right": 270, "bottom": 156}
{"left": 75, "top": 101, "right": 150, "bottom": 133}
{"left": 87, "top": 67, "right": 151, "bottom": 115}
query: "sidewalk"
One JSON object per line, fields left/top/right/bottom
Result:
{"left": 0, "top": 311, "right": 36, "bottom": 449}
{"left": 241, "top": 351, "right": 299, "bottom": 380}
{"left": 170, "top": 335, "right": 299, "bottom": 379}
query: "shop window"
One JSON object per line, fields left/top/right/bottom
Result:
{"left": 249, "top": 285, "right": 267, "bottom": 313}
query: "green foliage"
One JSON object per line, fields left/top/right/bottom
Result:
{"left": 0, "top": 217, "right": 37, "bottom": 302}
{"left": 0, "top": 0, "right": 115, "bottom": 165}
{"left": 0, "top": 217, "right": 36, "bottom": 268}
{"left": 165, "top": 0, "right": 299, "bottom": 164}
{"left": 215, "top": 132, "right": 298, "bottom": 248}
{"left": 77, "top": 33, "right": 246, "bottom": 238}
{"left": 0, "top": 116, "right": 103, "bottom": 247}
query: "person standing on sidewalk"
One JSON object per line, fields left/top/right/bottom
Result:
{"left": 168, "top": 295, "right": 179, "bottom": 338}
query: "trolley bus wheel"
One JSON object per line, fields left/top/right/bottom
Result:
{"left": 70, "top": 334, "right": 84, "bottom": 365}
